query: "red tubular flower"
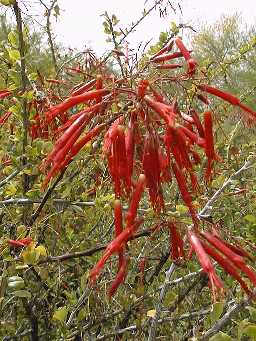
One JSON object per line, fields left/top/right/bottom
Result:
{"left": 106, "top": 125, "right": 130, "bottom": 197}
{"left": 142, "top": 134, "right": 164, "bottom": 213}
{"left": 175, "top": 38, "right": 191, "bottom": 61}
{"left": 204, "top": 111, "right": 216, "bottom": 182}
{"left": 125, "top": 115, "right": 136, "bottom": 187}
{"left": 0, "top": 112, "right": 12, "bottom": 126}
{"left": 151, "top": 88, "right": 167, "bottom": 103}
{"left": 125, "top": 174, "right": 146, "bottom": 226}
{"left": 175, "top": 38, "right": 197, "bottom": 75}
{"left": 90, "top": 219, "right": 143, "bottom": 283}
{"left": 168, "top": 222, "right": 184, "bottom": 261}
{"left": 179, "top": 126, "right": 206, "bottom": 148}
{"left": 103, "top": 116, "right": 124, "bottom": 154}
{"left": 8, "top": 237, "right": 33, "bottom": 248}
{"left": 95, "top": 75, "right": 104, "bottom": 103}
{"left": 144, "top": 95, "right": 176, "bottom": 126}
{"left": 61, "top": 123, "right": 106, "bottom": 165}
{"left": 44, "top": 89, "right": 110, "bottom": 125}
{"left": 191, "top": 110, "right": 205, "bottom": 137}
{"left": 197, "top": 94, "right": 210, "bottom": 105}
{"left": 220, "top": 240, "right": 254, "bottom": 261}
{"left": 238, "top": 102, "right": 256, "bottom": 119}
{"left": 187, "top": 58, "right": 197, "bottom": 75}
{"left": 108, "top": 200, "right": 128, "bottom": 297}
{"left": 201, "top": 240, "right": 251, "bottom": 295}
{"left": 202, "top": 232, "right": 256, "bottom": 287}
{"left": 150, "top": 40, "right": 174, "bottom": 60}
{"left": 167, "top": 126, "right": 194, "bottom": 176}
{"left": 172, "top": 162, "right": 198, "bottom": 226}
{"left": 0, "top": 90, "right": 11, "bottom": 99}
{"left": 113, "top": 197, "right": 125, "bottom": 291}
{"left": 156, "top": 64, "right": 182, "bottom": 70}
{"left": 108, "top": 255, "right": 128, "bottom": 297}
{"left": 158, "top": 147, "right": 171, "bottom": 182}
{"left": 42, "top": 123, "right": 106, "bottom": 188}
{"left": 41, "top": 111, "right": 89, "bottom": 170}
{"left": 71, "top": 79, "right": 96, "bottom": 96}
{"left": 151, "top": 51, "right": 188, "bottom": 63}
{"left": 198, "top": 84, "right": 240, "bottom": 106}
{"left": 52, "top": 121, "right": 87, "bottom": 165}
{"left": 137, "top": 79, "right": 149, "bottom": 99}
{"left": 188, "top": 230, "right": 223, "bottom": 300}
{"left": 114, "top": 199, "right": 123, "bottom": 236}
{"left": 199, "top": 83, "right": 256, "bottom": 117}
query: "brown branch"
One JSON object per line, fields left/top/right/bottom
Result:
{"left": 13, "top": 1, "right": 29, "bottom": 197}
{"left": 37, "top": 228, "right": 151, "bottom": 265}
{"left": 105, "top": 13, "right": 125, "bottom": 77}
{"left": 39, "top": 0, "right": 58, "bottom": 73}
{"left": 29, "top": 168, "right": 66, "bottom": 226}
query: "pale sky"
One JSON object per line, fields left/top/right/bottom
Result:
{"left": 49, "top": 0, "right": 255, "bottom": 56}
{"left": 12, "top": 0, "right": 254, "bottom": 56}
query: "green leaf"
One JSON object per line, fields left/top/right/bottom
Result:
{"left": 35, "top": 245, "right": 47, "bottom": 258}
{"left": 8, "top": 49, "right": 21, "bottom": 62}
{"left": 8, "top": 31, "right": 18, "bottom": 47}
{"left": 247, "top": 307, "right": 256, "bottom": 322}
{"left": 210, "top": 301, "right": 224, "bottom": 324}
{"left": 0, "top": 0, "right": 15, "bottom": 6}
{"left": 5, "top": 183, "right": 17, "bottom": 196}
{"left": 209, "top": 332, "right": 233, "bottom": 341}
{"left": 175, "top": 204, "right": 189, "bottom": 214}
{"left": 170, "top": 22, "right": 179, "bottom": 34}
{"left": 242, "top": 324, "right": 256, "bottom": 339}
{"left": 53, "top": 306, "right": 68, "bottom": 322}
{"left": 22, "top": 245, "right": 39, "bottom": 265}
{"left": 12, "top": 290, "right": 31, "bottom": 298}
{"left": 244, "top": 215, "right": 256, "bottom": 224}
{"left": 77, "top": 309, "right": 86, "bottom": 321}
{"left": 54, "top": 4, "right": 60, "bottom": 17}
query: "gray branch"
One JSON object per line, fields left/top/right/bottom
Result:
{"left": 199, "top": 157, "right": 254, "bottom": 219}
{"left": 148, "top": 263, "right": 176, "bottom": 341}
{"left": 200, "top": 290, "right": 256, "bottom": 340}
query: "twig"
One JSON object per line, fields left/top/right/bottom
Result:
{"left": 66, "top": 288, "right": 91, "bottom": 327}
{"left": 199, "top": 157, "right": 255, "bottom": 219}
{"left": 200, "top": 289, "right": 256, "bottom": 340}
{"left": 146, "top": 251, "right": 170, "bottom": 285}
{"left": 147, "top": 263, "right": 176, "bottom": 341}
{"left": 0, "top": 198, "right": 149, "bottom": 214}
{"left": 95, "top": 308, "right": 211, "bottom": 340}
{"left": 159, "top": 268, "right": 204, "bottom": 289}
{"left": 105, "top": 13, "right": 125, "bottom": 77}
{"left": 13, "top": 0, "right": 30, "bottom": 203}
{"left": 37, "top": 228, "right": 151, "bottom": 265}
{"left": 39, "top": 0, "right": 58, "bottom": 73}
{"left": 29, "top": 168, "right": 66, "bottom": 225}
{"left": 101, "top": 0, "right": 164, "bottom": 64}
{"left": 0, "top": 163, "right": 30, "bottom": 189}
